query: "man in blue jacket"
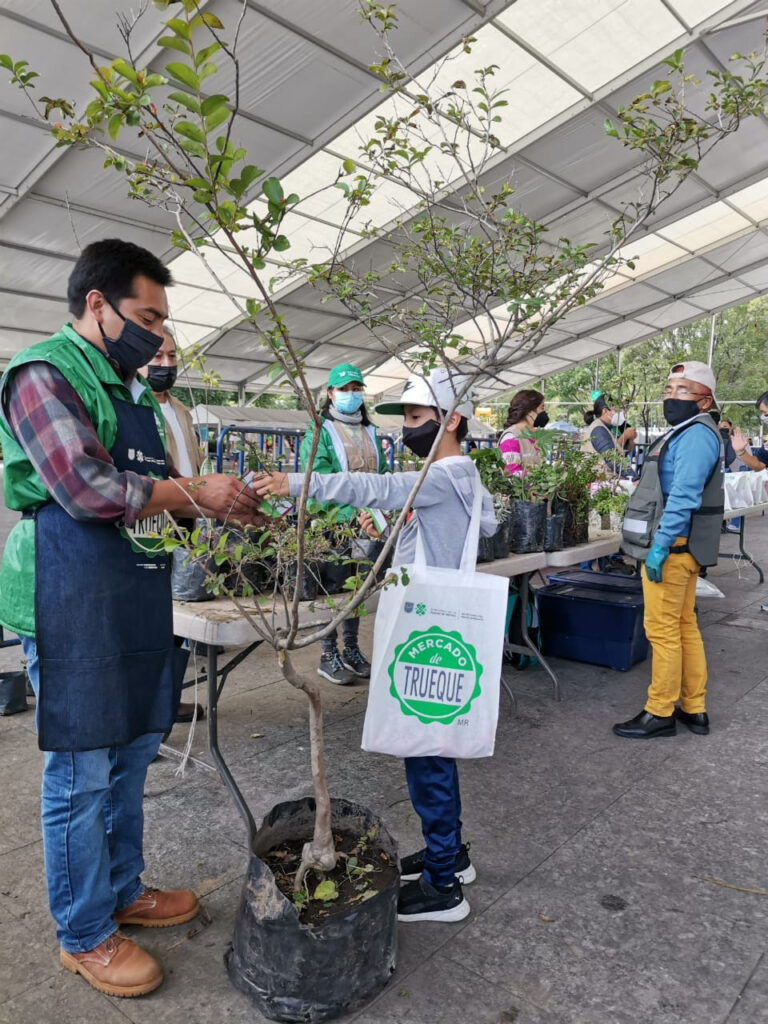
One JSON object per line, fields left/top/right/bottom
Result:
{"left": 615, "top": 362, "right": 723, "bottom": 739}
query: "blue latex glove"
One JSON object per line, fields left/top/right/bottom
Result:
{"left": 645, "top": 543, "right": 670, "bottom": 583}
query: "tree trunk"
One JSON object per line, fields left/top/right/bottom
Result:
{"left": 279, "top": 651, "right": 338, "bottom": 888}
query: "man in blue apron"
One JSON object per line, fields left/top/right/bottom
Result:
{"left": 0, "top": 239, "right": 261, "bottom": 997}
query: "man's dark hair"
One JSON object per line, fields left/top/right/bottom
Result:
{"left": 67, "top": 238, "right": 172, "bottom": 317}
{"left": 755, "top": 391, "right": 768, "bottom": 410}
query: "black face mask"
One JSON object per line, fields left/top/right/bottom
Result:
{"left": 663, "top": 398, "right": 701, "bottom": 427}
{"left": 533, "top": 411, "right": 549, "bottom": 428}
{"left": 402, "top": 419, "right": 440, "bottom": 458}
{"left": 719, "top": 427, "right": 731, "bottom": 440}
{"left": 146, "top": 365, "right": 177, "bottom": 393}
{"left": 98, "top": 300, "right": 164, "bottom": 373}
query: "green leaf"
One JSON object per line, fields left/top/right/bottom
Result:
{"left": 174, "top": 119, "right": 205, "bottom": 143}
{"left": 0, "top": 54, "right": 13, "bottom": 71}
{"left": 195, "top": 42, "right": 221, "bottom": 67}
{"left": 205, "top": 105, "right": 230, "bottom": 132}
{"left": 262, "top": 176, "right": 284, "bottom": 204}
{"left": 166, "top": 62, "right": 200, "bottom": 90}
{"left": 166, "top": 17, "right": 191, "bottom": 40}
{"left": 200, "top": 93, "right": 228, "bottom": 117}
{"left": 272, "top": 235, "right": 290, "bottom": 252}
{"left": 107, "top": 113, "right": 123, "bottom": 140}
{"left": 246, "top": 298, "right": 262, "bottom": 317}
{"left": 313, "top": 880, "right": 338, "bottom": 902}
{"left": 198, "top": 61, "right": 218, "bottom": 82}
{"left": 157, "top": 36, "right": 192, "bottom": 55}
{"left": 180, "top": 138, "right": 206, "bottom": 158}
{"left": 190, "top": 11, "right": 224, "bottom": 29}
{"left": 167, "top": 90, "right": 200, "bottom": 114}
{"left": 112, "top": 58, "right": 138, "bottom": 84}
{"left": 342, "top": 157, "right": 355, "bottom": 174}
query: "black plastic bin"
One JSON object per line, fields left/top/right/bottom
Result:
{"left": 537, "top": 581, "right": 648, "bottom": 671}
{"left": 545, "top": 570, "right": 641, "bottom": 594}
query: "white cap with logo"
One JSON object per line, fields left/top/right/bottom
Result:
{"left": 375, "top": 367, "right": 474, "bottom": 418}
{"left": 668, "top": 361, "right": 717, "bottom": 399}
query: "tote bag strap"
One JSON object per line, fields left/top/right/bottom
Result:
{"left": 413, "top": 466, "right": 484, "bottom": 571}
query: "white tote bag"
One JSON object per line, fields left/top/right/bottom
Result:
{"left": 361, "top": 473, "right": 508, "bottom": 759}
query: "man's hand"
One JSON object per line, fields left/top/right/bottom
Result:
{"left": 644, "top": 543, "right": 669, "bottom": 583}
{"left": 732, "top": 426, "right": 748, "bottom": 454}
{"left": 251, "top": 471, "right": 289, "bottom": 498}
{"left": 187, "top": 473, "right": 262, "bottom": 521}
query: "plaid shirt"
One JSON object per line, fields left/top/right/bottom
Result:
{"left": 5, "top": 363, "right": 155, "bottom": 527}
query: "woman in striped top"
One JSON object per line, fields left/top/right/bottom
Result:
{"left": 497, "top": 389, "right": 546, "bottom": 476}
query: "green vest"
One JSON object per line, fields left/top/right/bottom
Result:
{"left": 0, "top": 324, "right": 165, "bottom": 637}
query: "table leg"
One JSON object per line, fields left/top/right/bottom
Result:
{"left": 503, "top": 573, "right": 562, "bottom": 702}
{"left": 206, "top": 643, "right": 258, "bottom": 846}
{"left": 719, "top": 518, "right": 764, "bottom": 583}
{"left": 518, "top": 573, "right": 562, "bottom": 702}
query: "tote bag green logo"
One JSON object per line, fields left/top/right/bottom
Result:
{"left": 388, "top": 626, "right": 483, "bottom": 725}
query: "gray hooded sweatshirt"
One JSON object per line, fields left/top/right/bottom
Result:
{"left": 287, "top": 456, "right": 497, "bottom": 570}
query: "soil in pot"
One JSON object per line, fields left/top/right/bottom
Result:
{"left": 226, "top": 797, "right": 399, "bottom": 1023}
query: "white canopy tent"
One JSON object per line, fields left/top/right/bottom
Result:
{"left": 2, "top": 0, "right": 768, "bottom": 399}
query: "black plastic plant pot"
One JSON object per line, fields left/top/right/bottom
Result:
{"left": 508, "top": 499, "right": 546, "bottom": 553}
{"left": 225, "top": 797, "right": 399, "bottom": 1023}
{"left": 543, "top": 511, "right": 566, "bottom": 552}
{"left": 492, "top": 520, "right": 511, "bottom": 560}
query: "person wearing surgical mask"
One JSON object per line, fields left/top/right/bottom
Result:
{"left": 139, "top": 328, "right": 205, "bottom": 726}
{"left": 730, "top": 391, "right": 768, "bottom": 471}
{"left": 139, "top": 328, "right": 202, "bottom": 481}
{"left": 581, "top": 393, "right": 627, "bottom": 476}
{"left": 299, "top": 363, "right": 388, "bottom": 685}
{"left": 497, "top": 389, "right": 545, "bottom": 476}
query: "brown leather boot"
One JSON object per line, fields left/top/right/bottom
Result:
{"left": 60, "top": 931, "right": 162, "bottom": 997}
{"left": 114, "top": 886, "right": 199, "bottom": 928}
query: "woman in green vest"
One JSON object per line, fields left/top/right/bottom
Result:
{"left": 300, "top": 363, "right": 388, "bottom": 684}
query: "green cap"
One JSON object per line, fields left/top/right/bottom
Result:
{"left": 328, "top": 363, "right": 364, "bottom": 388}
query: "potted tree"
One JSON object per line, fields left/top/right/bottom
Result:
{"left": 6, "top": 0, "right": 768, "bottom": 1016}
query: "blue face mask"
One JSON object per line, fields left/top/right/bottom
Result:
{"left": 333, "top": 391, "right": 364, "bottom": 414}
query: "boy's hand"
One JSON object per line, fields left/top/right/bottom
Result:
{"left": 251, "top": 471, "right": 289, "bottom": 498}
{"left": 358, "top": 510, "right": 379, "bottom": 539}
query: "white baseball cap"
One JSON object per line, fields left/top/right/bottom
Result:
{"left": 375, "top": 368, "right": 474, "bottom": 418}
{"left": 668, "top": 361, "right": 717, "bottom": 398}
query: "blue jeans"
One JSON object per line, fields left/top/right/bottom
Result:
{"left": 404, "top": 756, "right": 462, "bottom": 889}
{"left": 22, "top": 637, "right": 161, "bottom": 952}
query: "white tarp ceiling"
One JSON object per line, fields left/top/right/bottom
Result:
{"left": 2, "top": 0, "right": 768, "bottom": 400}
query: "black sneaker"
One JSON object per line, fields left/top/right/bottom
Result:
{"left": 397, "top": 876, "right": 469, "bottom": 923}
{"left": 317, "top": 652, "right": 355, "bottom": 685}
{"left": 341, "top": 646, "right": 371, "bottom": 679}
{"left": 400, "top": 842, "right": 475, "bottom": 885}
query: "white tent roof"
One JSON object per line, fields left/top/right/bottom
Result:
{"left": 2, "top": 0, "right": 768, "bottom": 399}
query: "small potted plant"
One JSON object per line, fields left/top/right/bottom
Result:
{"left": 589, "top": 483, "right": 630, "bottom": 534}
{"left": 469, "top": 447, "right": 513, "bottom": 560}
{"left": 553, "top": 445, "right": 603, "bottom": 547}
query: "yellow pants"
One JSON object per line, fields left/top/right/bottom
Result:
{"left": 641, "top": 540, "right": 708, "bottom": 718}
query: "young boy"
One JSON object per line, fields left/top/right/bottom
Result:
{"left": 253, "top": 368, "right": 497, "bottom": 922}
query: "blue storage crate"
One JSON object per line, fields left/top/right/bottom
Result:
{"left": 537, "top": 582, "right": 648, "bottom": 671}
